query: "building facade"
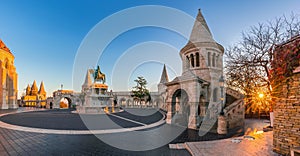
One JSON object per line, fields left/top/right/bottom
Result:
{"left": 0, "top": 39, "right": 18, "bottom": 109}
{"left": 22, "top": 80, "right": 47, "bottom": 107}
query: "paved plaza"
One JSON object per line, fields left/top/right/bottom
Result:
{"left": 0, "top": 108, "right": 277, "bottom": 155}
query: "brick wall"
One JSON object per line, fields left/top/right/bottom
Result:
{"left": 273, "top": 72, "right": 300, "bottom": 155}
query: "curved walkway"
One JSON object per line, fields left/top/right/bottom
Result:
{"left": 0, "top": 108, "right": 166, "bottom": 135}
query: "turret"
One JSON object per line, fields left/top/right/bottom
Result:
{"left": 26, "top": 84, "right": 31, "bottom": 96}
{"left": 30, "top": 80, "right": 38, "bottom": 96}
{"left": 158, "top": 64, "right": 169, "bottom": 94}
{"left": 38, "top": 81, "right": 46, "bottom": 97}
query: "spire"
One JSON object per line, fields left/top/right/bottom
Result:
{"left": 38, "top": 81, "right": 46, "bottom": 96}
{"left": 159, "top": 64, "right": 169, "bottom": 84}
{"left": 0, "top": 39, "right": 11, "bottom": 53}
{"left": 26, "top": 84, "right": 31, "bottom": 95}
{"left": 83, "top": 70, "right": 92, "bottom": 87}
{"left": 189, "top": 9, "right": 215, "bottom": 44}
{"left": 31, "top": 80, "right": 38, "bottom": 96}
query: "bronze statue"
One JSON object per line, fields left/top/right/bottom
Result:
{"left": 94, "top": 65, "right": 106, "bottom": 84}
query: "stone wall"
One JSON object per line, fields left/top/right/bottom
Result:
{"left": 273, "top": 72, "right": 300, "bottom": 155}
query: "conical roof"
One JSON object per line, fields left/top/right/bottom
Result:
{"left": 159, "top": 64, "right": 169, "bottom": 84}
{"left": 189, "top": 9, "right": 215, "bottom": 44}
{"left": 26, "top": 84, "right": 31, "bottom": 95}
{"left": 31, "top": 80, "right": 38, "bottom": 95}
{"left": 0, "top": 39, "right": 11, "bottom": 53}
{"left": 38, "top": 81, "right": 46, "bottom": 95}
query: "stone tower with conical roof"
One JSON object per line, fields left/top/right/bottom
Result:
{"left": 163, "top": 9, "right": 224, "bottom": 130}
{"left": 38, "top": 81, "right": 46, "bottom": 97}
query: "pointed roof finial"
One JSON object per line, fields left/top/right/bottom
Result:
{"left": 189, "top": 10, "right": 215, "bottom": 44}
{"left": 159, "top": 64, "right": 169, "bottom": 84}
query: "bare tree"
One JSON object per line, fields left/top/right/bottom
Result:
{"left": 225, "top": 13, "right": 300, "bottom": 118}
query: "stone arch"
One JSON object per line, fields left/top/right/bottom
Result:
{"left": 60, "top": 97, "right": 72, "bottom": 108}
{"left": 171, "top": 89, "right": 189, "bottom": 126}
{"left": 119, "top": 98, "right": 126, "bottom": 107}
{"left": 213, "top": 88, "right": 218, "bottom": 102}
{"left": 126, "top": 99, "right": 132, "bottom": 107}
{"left": 196, "top": 52, "right": 200, "bottom": 67}
{"left": 198, "top": 94, "right": 206, "bottom": 116}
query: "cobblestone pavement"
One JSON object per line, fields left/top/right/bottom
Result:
{"left": 0, "top": 108, "right": 275, "bottom": 156}
{"left": 0, "top": 108, "right": 190, "bottom": 156}
{"left": 0, "top": 109, "right": 164, "bottom": 130}
{"left": 0, "top": 127, "right": 191, "bottom": 156}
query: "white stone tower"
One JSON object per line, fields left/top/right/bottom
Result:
{"left": 163, "top": 9, "right": 225, "bottom": 129}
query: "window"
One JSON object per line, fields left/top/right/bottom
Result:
{"left": 196, "top": 52, "right": 200, "bottom": 67}
{"left": 212, "top": 53, "right": 216, "bottom": 67}
{"left": 208, "top": 52, "right": 211, "bottom": 66}
{"left": 190, "top": 54, "right": 194, "bottom": 67}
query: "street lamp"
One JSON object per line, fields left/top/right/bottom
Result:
{"left": 219, "top": 75, "right": 225, "bottom": 115}
{"left": 217, "top": 75, "right": 227, "bottom": 135}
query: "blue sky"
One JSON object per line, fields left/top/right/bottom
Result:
{"left": 0, "top": 0, "right": 299, "bottom": 97}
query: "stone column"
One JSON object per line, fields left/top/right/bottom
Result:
{"left": 1, "top": 87, "right": 8, "bottom": 109}
{"left": 166, "top": 102, "right": 172, "bottom": 124}
{"left": 217, "top": 115, "right": 227, "bottom": 134}
{"left": 188, "top": 102, "right": 198, "bottom": 129}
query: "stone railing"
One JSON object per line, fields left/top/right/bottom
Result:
{"left": 224, "top": 98, "right": 244, "bottom": 129}
{"left": 226, "top": 87, "right": 243, "bottom": 99}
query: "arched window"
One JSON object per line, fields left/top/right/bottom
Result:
{"left": 207, "top": 52, "right": 211, "bottom": 66}
{"left": 212, "top": 53, "right": 216, "bottom": 67}
{"left": 213, "top": 88, "right": 218, "bottom": 102}
{"left": 196, "top": 52, "right": 200, "bottom": 67}
{"left": 190, "top": 54, "right": 194, "bottom": 67}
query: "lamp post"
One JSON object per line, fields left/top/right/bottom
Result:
{"left": 219, "top": 76, "right": 225, "bottom": 115}
{"left": 217, "top": 75, "right": 227, "bottom": 135}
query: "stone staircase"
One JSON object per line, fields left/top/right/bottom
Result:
{"left": 198, "top": 118, "right": 217, "bottom": 136}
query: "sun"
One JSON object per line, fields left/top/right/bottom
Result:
{"left": 258, "top": 93, "right": 264, "bottom": 98}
